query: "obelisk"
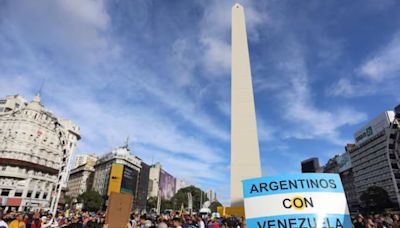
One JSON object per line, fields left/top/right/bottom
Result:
{"left": 230, "top": 3, "right": 262, "bottom": 207}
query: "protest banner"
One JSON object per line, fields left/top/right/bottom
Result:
{"left": 105, "top": 192, "right": 133, "bottom": 228}
{"left": 242, "top": 173, "right": 351, "bottom": 228}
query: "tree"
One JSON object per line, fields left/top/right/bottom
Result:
{"left": 146, "top": 196, "right": 174, "bottom": 212}
{"left": 210, "top": 201, "right": 223, "bottom": 213}
{"left": 360, "top": 186, "right": 393, "bottom": 213}
{"left": 63, "top": 195, "right": 74, "bottom": 209}
{"left": 161, "top": 199, "right": 174, "bottom": 211}
{"left": 171, "top": 185, "right": 208, "bottom": 212}
{"left": 147, "top": 196, "right": 158, "bottom": 211}
{"left": 77, "top": 191, "right": 104, "bottom": 212}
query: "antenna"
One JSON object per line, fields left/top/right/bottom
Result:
{"left": 37, "top": 79, "right": 46, "bottom": 97}
{"left": 124, "top": 136, "right": 130, "bottom": 148}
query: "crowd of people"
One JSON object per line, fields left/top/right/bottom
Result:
{"left": 0, "top": 209, "right": 244, "bottom": 228}
{"left": 0, "top": 210, "right": 106, "bottom": 228}
{"left": 352, "top": 213, "right": 400, "bottom": 228}
{"left": 2, "top": 209, "right": 400, "bottom": 227}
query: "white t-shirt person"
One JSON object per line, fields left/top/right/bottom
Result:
{"left": 0, "top": 220, "right": 8, "bottom": 228}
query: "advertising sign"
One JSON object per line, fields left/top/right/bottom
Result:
{"left": 120, "top": 165, "right": 139, "bottom": 195}
{"left": 107, "top": 164, "right": 123, "bottom": 196}
{"left": 354, "top": 111, "right": 394, "bottom": 145}
{"left": 160, "top": 169, "right": 176, "bottom": 199}
{"left": 242, "top": 173, "right": 351, "bottom": 228}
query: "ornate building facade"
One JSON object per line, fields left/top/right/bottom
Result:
{"left": 0, "top": 95, "right": 80, "bottom": 211}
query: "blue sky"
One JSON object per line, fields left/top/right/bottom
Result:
{"left": 1, "top": 0, "right": 400, "bottom": 205}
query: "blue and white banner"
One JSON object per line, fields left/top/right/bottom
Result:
{"left": 242, "top": 173, "right": 351, "bottom": 228}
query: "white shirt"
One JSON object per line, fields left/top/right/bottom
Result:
{"left": 198, "top": 220, "right": 205, "bottom": 228}
{"left": 0, "top": 220, "right": 8, "bottom": 228}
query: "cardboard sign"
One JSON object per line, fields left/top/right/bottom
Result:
{"left": 105, "top": 192, "right": 133, "bottom": 228}
{"left": 242, "top": 173, "right": 351, "bottom": 228}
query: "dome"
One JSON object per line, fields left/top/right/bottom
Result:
{"left": 111, "top": 146, "right": 130, "bottom": 156}
{"left": 26, "top": 95, "right": 43, "bottom": 111}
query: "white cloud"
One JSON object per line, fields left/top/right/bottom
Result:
{"left": 257, "top": 118, "right": 276, "bottom": 142}
{"left": 2, "top": 0, "right": 118, "bottom": 66}
{"left": 326, "top": 78, "right": 376, "bottom": 97}
{"left": 201, "top": 37, "right": 231, "bottom": 75}
{"left": 359, "top": 32, "right": 400, "bottom": 81}
{"left": 44, "top": 85, "right": 224, "bottom": 164}
{"left": 274, "top": 40, "right": 367, "bottom": 145}
{"left": 170, "top": 39, "right": 197, "bottom": 86}
{"left": 198, "top": 1, "right": 266, "bottom": 77}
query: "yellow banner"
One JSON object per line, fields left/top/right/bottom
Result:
{"left": 107, "top": 164, "right": 124, "bottom": 196}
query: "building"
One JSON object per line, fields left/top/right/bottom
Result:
{"left": 67, "top": 153, "right": 97, "bottom": 199}
{"left": 176, "top": 179, "right": 188, "bottom": 193}
{"left": 66, "top": 164, "right": 95, "bottom": 199}
{"left": 92, "top": 144, "right": 149, "bottom": 210}
{"left": 301, "top": 157, "right": 322, "bottom": 173}
{"left": 207, "top": 189, "right": 217, "bottom": 202}
{"left": 0, "top": 95, "right": 80, "bottom": 211}
{"left": 323, "top": 151, "right": 358, "bottom": 212}
{"left": 230, "top": 3, "right": 262, "bottom": 207}
{"left": 147, "top": 162, "right": 161, "bottom": 199}
{"left": 75, "top": 154, "right": 98, "bottom": 168}
{"left": 135, "top": 162, "right": 150, "bottom": 211}
{"left": 147, "top": 163, "right": 176, "bottom": 200}
{"left": 348, "top": 109, "right": 400, "bottom": 208}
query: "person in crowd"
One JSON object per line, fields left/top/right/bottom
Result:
{"left": 0, "top": 211, "right": 8, "bottom": 228}
{"left": 30, "top": 212, "right": 41, "bottom": 228}
{"left": 393, "top": 214, "right": 400, "bottom": 228}
{"left": 8, "top": 213, "right": 25, "bottom": 228}
{"left": 196, "top": 215, "right": 205, "bottom": 228}
{"left": 172, "top": 217, "right": 182, "bottom": 228}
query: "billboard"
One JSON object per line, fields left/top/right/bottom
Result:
{"left": 159, "top": 169, "right": 176, "bottom": 200}
{"left": 354, "top": 111, "right": 395, "bottom": 145}
{"left": 108, "top": 164, "right": 139, "bottom": 196}
{"left": 120, "top": 165, "right": 139, "bottom": 195}
{"left": 107, "top": 164, "right": 123, "bottom": 196}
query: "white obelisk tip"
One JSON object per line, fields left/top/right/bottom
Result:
{"left": 233, "top": 3, "right": 243, "bottom": 9}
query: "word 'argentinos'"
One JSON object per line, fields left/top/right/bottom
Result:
{"left": 250, "top": 178, "right": 337, "bottom": 194}
{"left": 257, "top": 217, "right": 344, "bottom": 228}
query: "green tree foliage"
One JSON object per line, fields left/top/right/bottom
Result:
{"left": 171, "top": 185, "right": 208, "bottom": 212}
{"left": 63, "top": 195, "right": 74, "bottom": 209}
{"left": 77, "top": 191, "right": 104, "bottom": 212}
{"left": 209, "top": 201, "right": 223, "bottom": 212}
{"left": 147, "top": 196, "right": 158, "bottom": 211}
{"left": 146, "top": 197, "right": 175, "bottom": 212}
{"left": 161, "top": 199, "right": 174, "bottom": 211}
{"left": 360, "top": 186, "right": 393, "bottom": 213}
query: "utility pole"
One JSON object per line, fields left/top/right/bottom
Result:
{"left": 156, "top": 189, "right": 161, "bottom": 215}
{"left": 200, "top": 190, "right": 203, "bottom": 210}
{"left": 50, "top": 122, "right": 76, "bottom": 217}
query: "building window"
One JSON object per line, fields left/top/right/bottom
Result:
{"left": 35, "top": 192, "right": 40, "bottom": 199}
{"left": 14, "top": 191, "right": 23, "bottom": 197}
{"left": 27, "top": 191, "right": 32, "bottom": 198}
{"left": 1, "top": 189, "right": 10, "bottom": 196}
{"left": 43, "top": 193, "right": 48, "bottom": 199}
